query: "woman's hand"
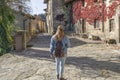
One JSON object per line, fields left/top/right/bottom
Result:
{"left": 50, "top": 54, "right": 54, "bottom": 58}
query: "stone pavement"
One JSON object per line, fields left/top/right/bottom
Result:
{"left": 0, "top": 33, "right": 120, "bottom": 80}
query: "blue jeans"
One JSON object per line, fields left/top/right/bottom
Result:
{"left": 55, "top": 56, "right": 66, "bottom": 78}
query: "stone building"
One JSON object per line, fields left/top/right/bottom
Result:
{"left": 65, "top": 0, "right": 120, "bottom": 44}
{"left": 44, "top": 0, "right": 53, "bottom": 34}
{"left": 32, "top": 15, "right": 47, "bottom": 33}
{"left": 14, "top": 12, "right": 35, "bottom": 42}
{"left": 44, "top": 0, "right": 73, "bottom": 34}
{"left": 14, "top": 11, "right": 47, "bottom": 42}
{"left": 44, "top": 0, "right": 120, "bottom": 43}
{"left": 86, "top": 0, "right": 120, "bottom": 43}
{"left": 104, "top": 0, "right": 120, "bottom": 43}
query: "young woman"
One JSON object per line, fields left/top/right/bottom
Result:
{"left": 50, "top": 25, "right": 70, "bottom": 80}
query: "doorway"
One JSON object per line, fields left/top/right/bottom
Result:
{"left": 82, "top": 19, "right": 86, "bottom": 33}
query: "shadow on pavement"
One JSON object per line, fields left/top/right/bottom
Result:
{"left": 14, "top": 35, "right": 87, "bottom": 62}
{"left": 28, "top": 35, "right": 51, "bottom": 48}
{"left": 28, "top": 34, "right": 87, "bottom": 48}
{"left": 14, "top": 48, "right": 54, "bottom": 62}
{"left": 66, "top": 56, "right": 120, "bottom": 73}
{"left": 69, "top": 38, "right": 86, "bottom": 47}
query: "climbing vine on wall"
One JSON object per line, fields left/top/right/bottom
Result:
{"left": 0, "top": 0, "right": 15, "bottom": 55}
{"left": 69, "top": 0, "right": 120, "bottom": 24}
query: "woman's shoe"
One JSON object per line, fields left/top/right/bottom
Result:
{"left": 57, "top": 74, "right": 59, "bottom": 80}
{"left": 60, "top": 78, "right": 65, "bottom": 80}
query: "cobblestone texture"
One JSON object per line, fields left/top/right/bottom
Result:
{"left": 0, "top": 33, "right": 120, "bottom": 80}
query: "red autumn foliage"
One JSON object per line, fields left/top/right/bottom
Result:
{"left": 72, "top": 0, "right": 120, "bottom": 24}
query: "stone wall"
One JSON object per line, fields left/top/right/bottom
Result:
{"left": 14, "top": 13, "right": 25, "bottom": 30}
{"left": 45, "top": 0, "right": 73, "bottom": 34}
{"left": 73, "top": 1, "right": 120, "bottom": 43}
{"left": 52, "top": 0, "right": 65, "bottom": 31}
{"left": 45, "top": 0, "right": 53, "bottom": 34}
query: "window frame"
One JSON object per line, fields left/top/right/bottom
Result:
{"left": 94, "top": 19, "right": 100, "bottom": 29}
{"left": 109, "top": 19, "right": 115, "bottom": 32}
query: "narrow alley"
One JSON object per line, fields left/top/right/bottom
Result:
{"left": 0, "top": 34, "right": 120, "bottom": 80}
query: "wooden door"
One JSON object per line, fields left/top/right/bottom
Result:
{"left": 82, "top": 19, "right": 86, "bottom": 33}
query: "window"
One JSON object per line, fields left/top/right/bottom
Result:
{"left": 94, "top": 0, "right": 98, "bottom": 2}
{"left": 109, "top": 0, "right": 114, "bottom": 3}
{"left": 109, "top": 19, "right": 115, "bottom": 32}
{"left": 81, "top": 0, "right": 85, "bottom": 6}
{"left": 94, "top": 19, "right": 99, "bottom": 29}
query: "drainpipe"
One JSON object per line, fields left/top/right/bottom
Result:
{"left": 102, "top": 0, "right": 104, "bottom": 32}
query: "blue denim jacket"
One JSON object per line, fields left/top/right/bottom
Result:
{"left": 50, "top": 36, "right": 70, "bottom": 55}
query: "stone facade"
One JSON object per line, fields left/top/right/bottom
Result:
{"left": 52, "top": 0, "right": 65, "bottom": 30}
{"left": 66, "top": 0, "right": 120, "bottom": 43}
{"left": 44, "top": 0, "right": 72, "bottom": 34}
{"left": 44, "top": 0, "right": 120, "bottom": 43}
{"left": 33, "top": 15, "right": 47, "bottom": 33}
{"left": 85, "top": 0, "right": 120, "bottom": 43}
{"left": 14, "top": 12, "right": 34, "bottom": 42}
{"left": 14, "top": 12, "right": 47, "bottom": 42}
{"left": 105, "top": 6, "right": 120, "bottom": 43}
{"left": 44, "top": 0, "right": 53, "bottom": 34}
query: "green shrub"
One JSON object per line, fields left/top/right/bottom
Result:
{"left": 92, "top": 36, "right": 100, "bottom": 40}
{"left": 82, "top": 34, "right": 88, "bottom": 39}
{"left": 108, "top": 39, "right": 116, "bottom": 44}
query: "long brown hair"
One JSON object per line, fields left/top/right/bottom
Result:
{"left": 54, "top": 25, "right": 65, "bottom": 41}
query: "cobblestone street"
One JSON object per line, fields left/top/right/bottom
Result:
{"left": 0, "top": 33, "right": 120, "bottom": 80}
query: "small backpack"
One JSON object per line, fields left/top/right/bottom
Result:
{"left": 54, "top": 40, "right": 64, "bottom": 57}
